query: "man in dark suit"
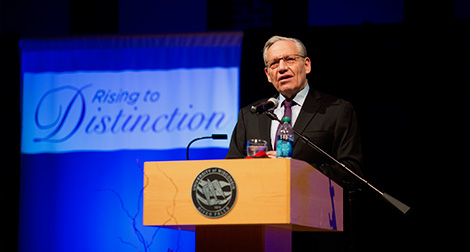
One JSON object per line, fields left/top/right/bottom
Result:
{"left": 226, "top": 35, "right": 363, "bottom": 186}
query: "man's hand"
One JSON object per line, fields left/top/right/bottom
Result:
{"left": 266, "top": 151, "right": 277, "bottom": 159}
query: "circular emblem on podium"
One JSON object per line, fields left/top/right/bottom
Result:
{"left": 191, "top": 167, "right": 237, "bottom": 218}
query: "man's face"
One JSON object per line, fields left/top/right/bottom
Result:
{"left": 264, "top": 40, "right": 311, "bottom": 99}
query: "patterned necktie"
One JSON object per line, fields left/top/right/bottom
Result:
{"left": 274, "top": 99, "right": 294, "bottom": 150}
{"left": 282, "top": 99, "right": 293, "bottom": 124}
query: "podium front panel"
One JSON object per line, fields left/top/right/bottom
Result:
{"left": 143, "top": 159, "right": 343, "bottom": 231}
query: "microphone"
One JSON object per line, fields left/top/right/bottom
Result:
{"left": 186, "top": 134, "right": 228, "bottom": 160}
{"left": 250, "top": 98, "right": 279, "bottom": 114}
{"left": 210, "top": 134, "right": 228, "bottom": 139}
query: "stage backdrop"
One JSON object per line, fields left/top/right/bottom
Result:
{"left": 19, "top": 32, "right": 242, "bottom": 251}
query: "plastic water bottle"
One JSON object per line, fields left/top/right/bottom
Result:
{"left": 276, "top": 117, "right": 294, "bottom": 158}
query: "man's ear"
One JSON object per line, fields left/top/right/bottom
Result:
{"left": 304, "top": 57, "right": 312, "bottom": 74}
{"left": 264, "top": 67, "right": 272, "bottom": 83}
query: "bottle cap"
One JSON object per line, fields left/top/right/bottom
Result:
{"left": 282, "top": 117, "right": 291, "bottom": 123}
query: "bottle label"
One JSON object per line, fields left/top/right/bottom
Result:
{"left": 276, "top": 139, "right": 293, "bottom": 158}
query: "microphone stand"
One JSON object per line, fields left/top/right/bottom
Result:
{"left": 186, "top": 134, "right": 228, "bottom": 160}
{"left": 265, "top": 111, "right": 410, "bottom": 215}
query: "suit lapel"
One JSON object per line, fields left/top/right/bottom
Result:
{"left": 293, "top": 89, "right": 322, "bottom": 147}
{"left": 259, "top": 113, "right": 273, "bottom": 150}
{"left": 258, "top": 93, "right": 279, "bottom": 151}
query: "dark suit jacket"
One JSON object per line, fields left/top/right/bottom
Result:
{"left": 226, "top": 88, "right": 363, "bottom": 187}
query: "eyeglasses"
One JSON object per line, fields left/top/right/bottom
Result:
{"left": 266, "top": 54, "right": 306, "bottom": 70}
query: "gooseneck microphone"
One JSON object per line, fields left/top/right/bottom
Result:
{"left": 250, "top": 97, "right": 279, "bottom": 114}
{"left": 186, "top": 134, "right": 228, "bottom": 160}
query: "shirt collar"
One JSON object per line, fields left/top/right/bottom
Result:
{"left": 278, "top": 83, "right": 310, "bottom": 107}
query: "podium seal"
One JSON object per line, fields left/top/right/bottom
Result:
{"left": 191, "top": 167, "right": 237, "bottom": 218}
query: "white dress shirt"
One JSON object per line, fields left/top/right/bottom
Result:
{"left": 270, "top": 84, "right": 310, "bottom": 149}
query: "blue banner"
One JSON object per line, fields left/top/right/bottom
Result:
{"left": 19, "top": 32, "right": 242, "bottom": 251}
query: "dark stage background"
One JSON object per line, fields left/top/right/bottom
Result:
{"left": 2, "top": 0, "right": 469, "bottom": 251}
{"left": 239, "top": 24, "right": 467, "bottom": 251}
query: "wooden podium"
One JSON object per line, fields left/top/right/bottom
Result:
{"left": 143, "top": 159, "right": 343, "bottom": 252}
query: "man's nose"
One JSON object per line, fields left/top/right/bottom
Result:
{"left": 278, "top": 59, "right": 288, "bottom": 72}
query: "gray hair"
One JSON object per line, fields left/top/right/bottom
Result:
{"left": 262, "top": 36, "right": 308, "bottom": 64}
